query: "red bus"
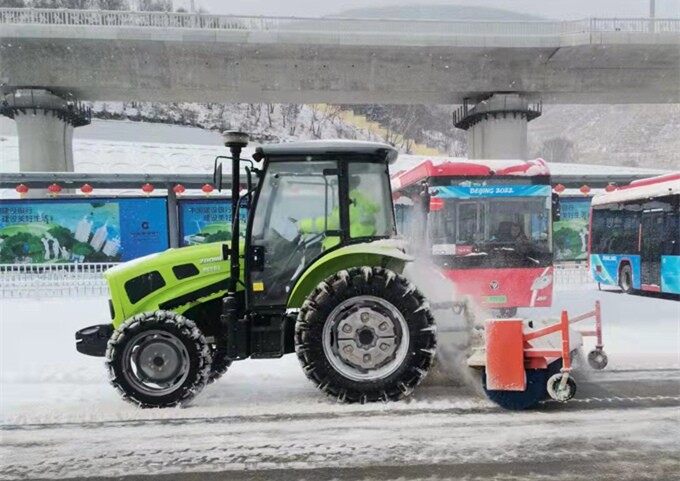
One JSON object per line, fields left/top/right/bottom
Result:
{"left": 392, "top": 158, "right": 556, "bottom": 317}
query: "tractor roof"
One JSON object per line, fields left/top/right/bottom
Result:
{"left": 254, "top": 140, "right": 398, "bottom": 164}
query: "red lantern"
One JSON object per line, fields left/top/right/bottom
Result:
{"left": 605, "top": 184, "right": 617, "bottom": 192}
{"left": 579, "top": 184, "right": 591, "bottom": 195}
{"left": 15, "top": 183, "right": 29, "bottom": 197}
{"left": 201, "top": 183, "right": 214, "bottom": 195}
{"left": 48, "top": 183, "right": 62, "bottom": 196}
{"left": 173, "top": 184, "right": 186, "bottom": 195}
{"left": 553, "top": 183, "right": 566, "bottom": 194}
{"left": 80, "top": 183, "right": 93, "bottom": 195}
{"left": 141, "top": 183, "right": 154, "bottom": 195}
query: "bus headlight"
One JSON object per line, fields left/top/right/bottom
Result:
{"left": 531, "top": 274, "right": 553, "bottom": 291}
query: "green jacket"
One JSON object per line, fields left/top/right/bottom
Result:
{"left": 298, "top": 190, "right": 379, "bottom": 249}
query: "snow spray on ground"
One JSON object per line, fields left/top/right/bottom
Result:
{"left": 404, "top": 258, "right": 487, "bottom": 394}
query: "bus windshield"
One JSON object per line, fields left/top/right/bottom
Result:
{"left": 429, "top": 196, "right": 552, "bottom": 268}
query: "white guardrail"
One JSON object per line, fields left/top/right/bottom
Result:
{"left": 0, "top": 263, "right": 113, "bottom": 299}
{"left": 0, "top": 9, "right": 678, "bottom": 36}
{"left": 0, "top": 262, "right": 592, "bottom": 299}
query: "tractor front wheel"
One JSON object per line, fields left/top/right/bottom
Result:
{"left": 295, "top": 267, "right": 436, "bottom": 403}
{"left": 106, "top": 311, "right": 212, "bottom": 408}
{"left": 208, "top": 346, "right": 233, "bottom": 383}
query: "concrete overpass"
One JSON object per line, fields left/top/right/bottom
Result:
{"left": 0, "top": 8, "right": 679, "bottom": 170}
{"left": 1, "top": 9, "right": 678, "bottom": 104}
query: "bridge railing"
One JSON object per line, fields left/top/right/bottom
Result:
{"left": 1, "top": 9, "right": 678, "bottom": 35}
{"left": 590, "top": 17, "right": 680, "bottom": 33}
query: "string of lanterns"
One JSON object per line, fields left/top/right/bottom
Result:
{"left": 15, "top": 183, "right": 217, "bottom": 197}
{"left": 552, "top": 183, "right": 617, "bottom": 196}
{"left": 14, "top": 182, "right": 612, "bottom": 198}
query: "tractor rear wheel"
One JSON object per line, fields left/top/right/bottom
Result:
{"left": 295, "top": 267, "right": 436, "bottom": 403}
{"left": 106, "top": 311, "right": 211, "bottom": 408}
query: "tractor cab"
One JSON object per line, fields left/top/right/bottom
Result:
{"left": 243, "top": 141, "right": 398, "bottom": 309}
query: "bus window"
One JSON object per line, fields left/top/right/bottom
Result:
{"left": 457, "top": 202, "right": 480, "bottom": 243}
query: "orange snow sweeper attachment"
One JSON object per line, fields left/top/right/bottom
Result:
{"left": 471, "top": 301, "right": 607, "bottom": 410}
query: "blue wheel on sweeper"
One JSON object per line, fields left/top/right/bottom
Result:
{"left": 482, "top": 368, "right": 548, "bottom": 410}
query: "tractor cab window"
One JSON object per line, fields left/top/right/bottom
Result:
{"left": 347, "top": 162, "right": 395, "bottom": 239}
{"left": 250, "top": 160, "right": 340, "bottom": 307}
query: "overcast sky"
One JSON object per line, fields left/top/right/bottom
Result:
{"left": 187, "top": 0, "right": 679, "bottom": 18}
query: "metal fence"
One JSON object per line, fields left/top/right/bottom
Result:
{"left": 0, "top": 261, "right": 591, "bottom": 299}
{"left": 0, "top": 263, "right": 113, "bottom": 299}
{"left": 553, "top": 263, "right": 592, "bottom": 290}
{"left": 0, "top": 9, "right": 678, "bottom": 36}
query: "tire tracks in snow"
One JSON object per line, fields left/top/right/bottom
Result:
{"left": 2, "top": 368, "right": 679, "bottom": 432}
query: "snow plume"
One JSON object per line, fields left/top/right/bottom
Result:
{"left": 404, "top": 257, "right": 487, "bottom": 395}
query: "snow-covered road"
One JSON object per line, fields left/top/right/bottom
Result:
{"left": 1, "top": 286, "right": 678, "bottom": 480}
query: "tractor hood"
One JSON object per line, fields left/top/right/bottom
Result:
{"left": 104, "top": 242, "right": 235, "bottom": 327}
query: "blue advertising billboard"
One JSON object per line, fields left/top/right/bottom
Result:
{"left": 553, "top": 196, "right": 592, "bottom": 262}
{"left": 178, "top": 198, "right": 247, "bottom": 247}
{"left": 0, "top": 197, "right": 169, "bottom": 263}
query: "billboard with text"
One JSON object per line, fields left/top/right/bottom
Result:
{"left": 0, "top": 198, "right": 168, "bottom": 264}
{"left": 553, "top": 196, "right": 592, "bottom": 262}
{"left": 178, "top": 198, "right": 247, "bottom": 247}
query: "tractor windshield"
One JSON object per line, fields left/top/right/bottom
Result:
{"left": 250, "top": 160, "right": 340, "bottom": 307}
{"left": 347, "top": 161, "right": 395, "bottom": 240}
{"left": 248, "top": 158, "right": 395, "bottom": 307}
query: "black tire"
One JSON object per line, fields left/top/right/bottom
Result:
{"left": 547, "top": 374, "right": 577, "bottom": 402}
{"left": 587, "top": 349, "right": 608, "bottom": 370}
{"left": 498, "top": 307, "right": 518, "bottom": 318}
{"left": 208, "top": 346, "right": 232, "bottom": 383}
{"left": 106, "top": 311, "right": 212, "bottom": 408}
{"left": 295, "top": 266, "right": 436, "bottom": 403}
{"left": 619, "top": 263, "right": 634, "bottom": 294}
{"left": 483, "top": 368, "right": 547, "bottom": 410}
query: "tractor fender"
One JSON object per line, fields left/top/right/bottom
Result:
{"left": 287, "top": 240, "right": 413, "bottom": 309}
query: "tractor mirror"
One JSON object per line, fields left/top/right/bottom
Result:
{"left": 552, "top": 192, "right": 561, "bottom": 222}
{"left": 213, "top": 155, "right": 232, "bottom": 192}
{"left": 419, "top": 185, "right": 431, "bottom": 214}
{"left": 215, "top": 163, "right": 223, "bottom": 192}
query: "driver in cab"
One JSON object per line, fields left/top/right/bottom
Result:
{"left": 297, "top": 175, "right": 379, "bottom": 250}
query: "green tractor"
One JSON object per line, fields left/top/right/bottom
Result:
{"left": 76, "top": 133, "right": 436, "bottom": 407}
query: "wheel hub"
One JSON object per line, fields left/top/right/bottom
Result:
{"left": 138, "top": 340, "right": 183, "bottom": 382}
{"left": 323, "top": 296, "right": 409, "bottom": 381}
{"left": 122, "top": 330, "right": 191, "bottom": 396}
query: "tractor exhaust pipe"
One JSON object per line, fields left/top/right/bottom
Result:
{"left": 222, "top": 131, "right": 249, "bottom": 294}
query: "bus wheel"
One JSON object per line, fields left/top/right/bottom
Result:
{"left": 498, "top": 307, "right": 518, "bottom": 318}
{"left": 619, "top": 264, "right": 634, "bottom": 294}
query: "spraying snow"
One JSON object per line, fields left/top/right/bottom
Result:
{"left": 404, "top": 257, "right": 488, "bottom": 393}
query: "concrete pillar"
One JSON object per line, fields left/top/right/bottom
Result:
{"left": 453, "top": 93, "right": 541, "bottom": 160}
{"left": 0, "top": 88, "right": 91, "bottom": 172}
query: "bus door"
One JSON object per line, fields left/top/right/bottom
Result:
{"left": 640, "top": 209, "right": 664, "bottom": 288}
